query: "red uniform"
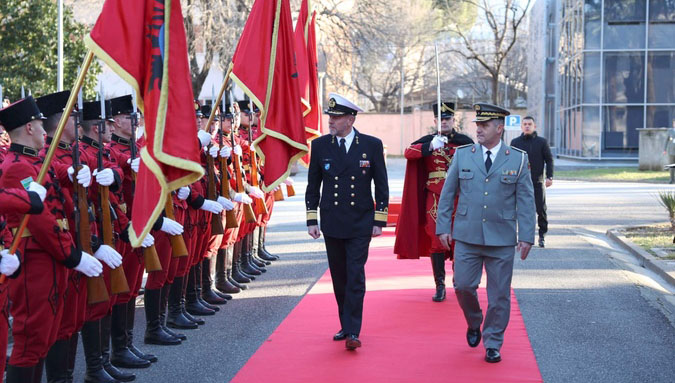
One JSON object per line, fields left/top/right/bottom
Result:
{"left": 0, "top": 144, "right": 82, "bottom": 366}
{"left": 394, "top": 131, "right": 473, "bottom": 259}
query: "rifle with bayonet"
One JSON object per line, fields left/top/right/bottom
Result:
{"left": 75, "top": 90, "right": 109, "bottom": 304}
{"left": 230, "top": 102, "right": 256, "bottom": 224}
{"left": 247, "top": 100, "right": 268, "bottom": 217}
{"left": 220, "top": 93, "right": 238, "bottom": 229}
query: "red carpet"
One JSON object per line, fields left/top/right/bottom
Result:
{"left": 233, "top": 230, "right": 542, "bottom": 382}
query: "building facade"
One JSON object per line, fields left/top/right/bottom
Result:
{"left": 529, "top": 0, "right": 675, "bottom": 159}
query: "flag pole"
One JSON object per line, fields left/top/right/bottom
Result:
{"left": 0, "top": 50, "right": 94, "bottom": 284}
{"left": 204, "top": 66, "right": 233, "bottom": 132}
{"left": 434, "top": 43, "right": 441, "bottom": 136}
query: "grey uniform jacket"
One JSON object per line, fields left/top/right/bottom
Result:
{"left": 435, "top": 142, "right": 536, "bottom": 246}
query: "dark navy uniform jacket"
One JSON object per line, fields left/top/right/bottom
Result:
{"left": 306, "top": 129, "right": 389, "bottom": 238}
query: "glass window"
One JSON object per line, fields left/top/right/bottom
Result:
{"left": 603, "top": 106, "right": 643, "bottom": 149}
{"left": 604, "top": 52, "right": 645, "bottom": 104}
{"left": 647, "top": 106, "right": 675, "bottom": 129}
{"left": 603, "top": 0, "right": 646, "bottom": 49}
{"left": 583, "top": 106, "right": 601, "bottom": 157}
{"left": 584, "top": 0, "right": 601, "bottom": 49}
{"left": 649, "top": 0, "right": 675, "bottom": 48}
{"left": 584, "top": 53, "right": 601, "bottom": 103}
{"left": 647, "top": 52, "right": 675, "bottom": 103}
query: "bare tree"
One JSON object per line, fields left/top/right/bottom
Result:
{"left": 436, "top": 0, "right": 531, "bottom": 104}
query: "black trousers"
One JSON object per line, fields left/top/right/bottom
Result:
{"left": 534, "top": 182, "right": 548, "bottom": 236}
{"left": 323, "top": 235, "right": 371, "bottom": 336}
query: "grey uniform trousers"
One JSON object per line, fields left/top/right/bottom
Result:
{"left": 453, "top": 240, "right": 515, "bottom": 350}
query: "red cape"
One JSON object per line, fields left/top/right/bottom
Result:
{"left": 393, "top": 157, "right": 429, "bottom": 259}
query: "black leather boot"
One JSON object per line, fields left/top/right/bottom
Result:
{"left": 216, "top": 250, "right": 240, "bottom": 294}
{"left": 194, "top": 261, "right": 220, "bottom": 311}
{"left": 66, "top": 332, "right": 79, "bottom": 382}
{"left": 201, "top": 258, "right": 227, "bottom": 305}
{"left": 185, "top": 266, "right": 216, "bottom": 316}
{"left": 166, "top": 276, "right": 199, "bottom": 329}
{"left": 181, "top": 274, "right": 205, "bottom": 325}
{"left": 431, "top": 253, "right": 446, "bottom": 302}
{"left": 252, "top": 228, "right": 272, "bottom": 265}
{"left": 110, "top": 304, "right": 151, "bottom": 369}
{"left": 6, "top": 364, "right": 38, "bottom": 383}
{"left": 125, "top": 300, "right": 157, "bottom": 363}
{"left": 45, "top": 339, "right": 69, "bottom": 383}
{"left": 259, "top": 227, "right": 279, "bottom": 260}
{"left": 81, "top": 319, "right": 119, "bottom": 383}
{"left": 34, "top": 359, "right": 46, "bottom": 383}
{"left": 241, "top": 245, "right": 262, "bottom": 276}
{"left": 144, "top": 288, "right": 182, "bottom": 345}
{"left": 101, "top": 316, "right": 137, "bottom": 381}
{"left": 160, "top": 283, "right": 187, "bottom": 340}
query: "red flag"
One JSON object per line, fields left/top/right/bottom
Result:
{"left": 229, "top": 0, "right": 308, "bottom": 192}
{"left": 85, "top": 0, "right": 203, "bottom": 246}
{"left": 295, "top": 0, "right": 322, "bottom": 166}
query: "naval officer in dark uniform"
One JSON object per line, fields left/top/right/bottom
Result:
{"left": 306, "top": 93, "right": 389, "bottom": 350}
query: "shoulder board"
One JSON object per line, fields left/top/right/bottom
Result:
{"left": 510, "top": 146, "right": 526, "bottom": 154}
{"left": 455, "top": 143, "right": 473, "bottom": 150}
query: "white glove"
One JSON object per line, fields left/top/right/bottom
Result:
{"left": 93, "top": 168, "right": 115, "bottom": 186}
{"left": 200, "top": 199, "right": 224, "bottom": 214}
{"left": 0, "top": 249, "right": 20, "bottom": 276}
{"left": 94, "top": 244, "right": 122, "bottom": 269}
{"left": 75, "top": 252, "right": 103, "bottom": 277}
{"left": 430, "top": 135, "right": 447, "bottom": 150}
{"left": 177, "top": 186, "right": 190, "bottom": 200}
{"left": 283, "top": 177, "right": 294, "bottom": 186}
{"left": 127, "top": 157, "right": 140, "bottom": 173}
{"left": 198, "top": 130, "right": 212, "bottom": 147}
{"left": 217, "top": 196, "right": 235, "bottom": 211}
{"left": 141, "top": 233, "right": 155, "bottom": 248}
{"left": 208, "top": 145, "right": 219, "bottom": 158}
{"left": 233, "top": 145, "right": 242, "bottom": 156}
{"left": 220, "top": 146, "right": 232, "bottom": 158}
{"left": 249, "top": 186, "right": 264, "bottom": 199}
{"left": 67, "top": 165, "right": 93, "bottom": 188}
{"left": 27, "top": 181, "right": 47, "bottom": 202}
{"left": 136, "top": 125, "right": 145, "bottom": 141}
{"left": 160, "top": 217, "right": 184, "bottom": 235}
{"left": 234, "top": 192, "right": 253, "bottom": 204}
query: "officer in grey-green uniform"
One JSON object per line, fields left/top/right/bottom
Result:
{"left": 435, "top": 103, "right": 535, "bottom": 363}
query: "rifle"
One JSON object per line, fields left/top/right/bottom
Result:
{"left": 247, "top": 100, "right": 268, "bottom": 217}
{"left": 230, "top": 103, "right": 256, "bottom": 224}
{"left": 164, "top": 196, "right": 188, "bottom": 258}
{"left": 126, "top": 95, "right": 162, "bottom": 272}
{"left": 97, "top": 91, "right": 131, "bottom": 293}
{"left": 76, "top": 90, "right": 109, "bottom": 304}
{"left": 220, "top": 94, "right": 238, "bottom": 229}
{"left": 205, "top": 115, "right": 225, "bottom": 235}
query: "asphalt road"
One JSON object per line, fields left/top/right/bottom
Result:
{"left": 68, "top": 158, "right": 675, "bottom": 383}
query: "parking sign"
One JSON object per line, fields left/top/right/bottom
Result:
{"left": 505, "top": 115, "right": 521, "bottom": 131}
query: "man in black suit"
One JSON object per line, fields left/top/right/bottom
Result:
{"left": 306, "top": 93, "right": 389, "bottom": 350}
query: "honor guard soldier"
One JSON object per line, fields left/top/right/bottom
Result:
{"left": 436, "top": 103, "right": 535, "bottom": 364}
{"left": 394, "top": 101, "right": 473, "bottom": 302}
{"left": 306, "top": 93, "right": 389, "bottom": 350}
{"left": 0, "top": 97, "right": 103, "bottom": 383}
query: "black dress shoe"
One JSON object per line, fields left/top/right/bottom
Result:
{"left": 485, "top": 348, "right": 501, "bottom": 363}
{"left": 466, "top": 328, "right": 481, "bottom": 348}
{"left": 538, "top": 236, "right": 545, "bottom": 248}
{"left": 333, "top": 330, "right": 346, "bottom": 341}
{"left": 345, "top": 334, "right": 361, "bottom": 350}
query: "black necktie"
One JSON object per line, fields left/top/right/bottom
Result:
{"left": 485, "top": 150, "right": 492, "bottom": 172}
{"left": 340, "top": 138, "right": 347, "bottom": 156}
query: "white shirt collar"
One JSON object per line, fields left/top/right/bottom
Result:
{"left": 337, "top": 128, "right": 356, "bottom": 152}
{"left": 481, "top": 141, "right": 501, "bottom": 162}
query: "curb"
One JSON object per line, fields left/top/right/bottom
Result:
{"left": 606, "top": 228, "right": 675, "bottom": 288}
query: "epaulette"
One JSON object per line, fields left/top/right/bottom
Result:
{"left": 510, "top": 146, "right": 526, "bottom": 154}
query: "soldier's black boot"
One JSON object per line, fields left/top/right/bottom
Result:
{"left": 247, "top": 234, "right": 268, "bottom": 271}
{"left": 259, "top": 227, "right": 279, "bottom": 260}
{"left": 125, "top": 300, "right": 157, "bottom": 363}
{"left": 101, "top": 315, "right": 137, "bottom": 381}
{"left": 34, "top": 359, "right": 46, "bottom": 383}
{"left": 144, "top": 288, "right": 182, "bottom": 345}
{"left": 216, "top": 249, "right": 240, "bottom": 294}
{"left": 160, "top": 283, "right": 187, "bottom": 340}
{"left": 45, "top": 339, "right": 69, "bottom": 383}
{"left": 185, "top": 266, "right": 216, "bottom": 316}
{"left": 252, "top": 228, "right": 272, "bottom": 265}
{"left": 66, "top": 332, "right": 79, "bottom": 383}
{"left": 181, "top": 273, "right": 206, "bottom": 325}
{"left": 431, "top": 253, "right": 446, "bottom": 302}
{"left": 538, "top": 234, "right": 545, "bottom": 248}
{"left": 110, "top": 304, "right": 151, "bottom": 369}
{"left": 241, "top": 239, "right": 262, "bottom": 276}
{"left": 166, "top": 276, "right": 198, "bottom": 329}
{"left": 6, "top": 364, "right": 38, "bottom": 383}
{"left": 201, "top": 258, "right": 227, "bottom": 305}
{"left": 194, "top": 261, "right": 220, "bottom": 311}
{"left": 81, "top": 319, "right": 119, "bottom": 383}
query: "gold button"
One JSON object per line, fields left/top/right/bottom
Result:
{"left": 351, "top": 185, "right": 355, "bottom": 189}
{"left": 351, "top": 176, "right": 355, "bottom": 180}
{"left": 334, "top": 201, "right": 339, "bottom": 206}
{"left": 334, "top": 184, "right": 338, "bottom": 189}
{"left": 483, "top": 205, "right": 487, "bottom": 209}
{"left": 485, "top": 178, "right": 489, "bottom": 182}
{"left": 484, "top": 192, "right": 488, "bottom": 195}
{"left": 350, "top": 202, "right": 355, "bottom": 206}
{"left": 351, "top": 193, "right": 355, "bottom": 197}
{"left": 482, "top": 218, "right": 486, "bottom": 222}
{"left": 335, "top": 176, "right": 338, "bottom": 181}
{"left": 334, "top": 193, "right": 338, "bottom": 197}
